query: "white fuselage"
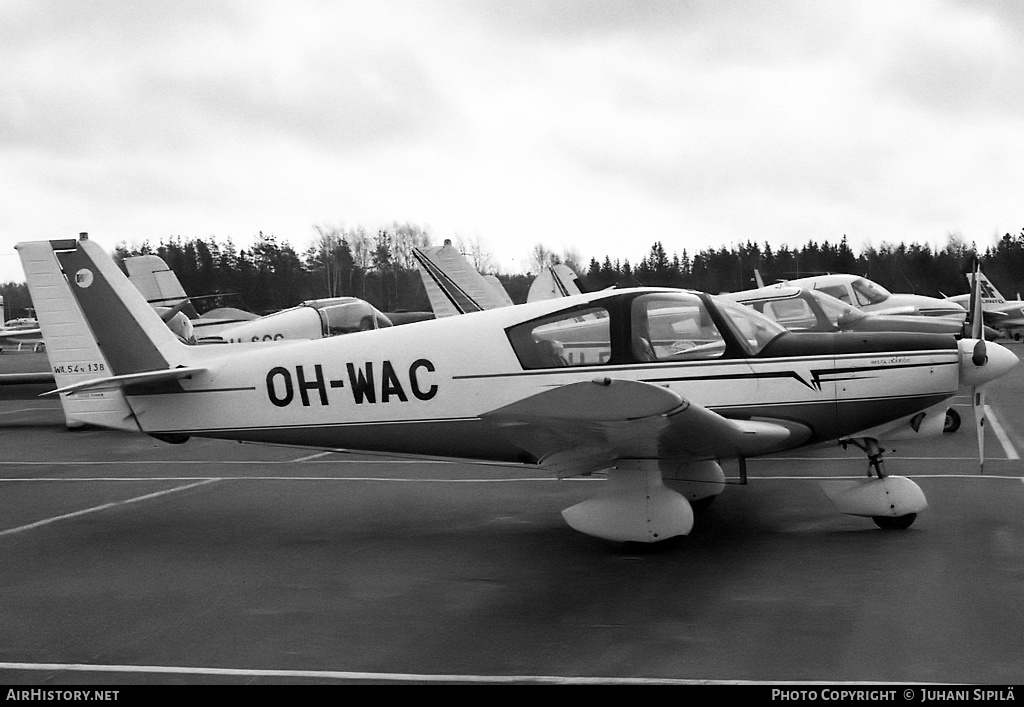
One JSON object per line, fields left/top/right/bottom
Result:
{"left": 126, "top": 294, "right": 961, "bottom": 463}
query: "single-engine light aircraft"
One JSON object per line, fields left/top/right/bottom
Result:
{"left": 776, "top": 273, "right": 968, "bottom": 321}
{"left": 18, "top": 236, "right": 1018, "bottom": 543}
{"left": 722, "top": 285, "right": 965, "bottom": 337}
{"left": 946, "top": 267, "right": 1024, "bottom": 340}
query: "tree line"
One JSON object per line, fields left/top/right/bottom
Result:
{"left": 3, "top": 228, "right": 1024, "bottom": 321}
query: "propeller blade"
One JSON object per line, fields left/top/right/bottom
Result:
{"left": 970, "top": 259, "right": 984, "bottom": 340}
{"left": 973, "top": 385, "right": 987, "bottom": 473}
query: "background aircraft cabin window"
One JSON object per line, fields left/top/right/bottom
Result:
{"left": 317, "top": 300, "right": 389, "bottom": 336}
{"left": 812, "top": 291, "right": 866, "bottom": 328}
{"left": 763, "top": 298, "right": 816, "bottom": 330}
{"left": 508, "top": 306, "right": 611, "bottom": 369}
{"left": 631, "top": 294, "right": 726, "bottom": 361}
{"left": 851, "top": 278, "right": 890, "bottom": 306}
{"left": 816, "top": 284, "right": 852, "bottom": 304}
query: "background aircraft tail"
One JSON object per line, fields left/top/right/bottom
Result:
{"left": 970, "top": 268, "right": 1007, "bottom": 304}
{"left": 123, "top": 254, "right": 200, "bottom": 318}
{"left": 412, "top": 240, "right": 513, "bottom": 317}
{"left": 527, "top": 264, "right": 585, "bottom": 302}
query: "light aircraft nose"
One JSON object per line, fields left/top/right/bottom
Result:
{"left": 959, "top": 338, "right": 1019, "bottom": 387}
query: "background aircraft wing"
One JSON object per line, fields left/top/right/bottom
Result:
{"left": 0, "top": 329, "right": 42, "bottom": 344}
{"left": 480, "top": 378, "right": 811, "bottom": 476}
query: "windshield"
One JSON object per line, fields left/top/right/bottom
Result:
{"left": 708, "top": 296, "right": 787, "bottom": 355}
{"left": 851, "top": 278, "right": 890, "bottom": 306}
{"left": 810, "top": 290, "right": 867, "bottom": 326}
{"left": 314, "top": 300, "right": 392, "bottom": 336}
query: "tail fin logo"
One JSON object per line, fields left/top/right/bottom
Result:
{"left": 75, "top": 269, "right": 94, "bottom": 288}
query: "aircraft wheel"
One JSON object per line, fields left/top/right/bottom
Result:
{"left": 943, "top": 409, "right": 961, "bottom": 434}
{"left": 873, "top": 513, "right": 917, "bottom": 530}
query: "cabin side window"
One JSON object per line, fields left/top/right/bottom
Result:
{"left": 816, "top": 284, "right": 852, "bottom": 304}
{"left": 507, "top": 306, "right": 612, "bottom": 369}
{"left": 762, "top": 298, "right": 817, "bottom": 330}
{"left": 630, "top": 294, "right": 726, "bottom": 361}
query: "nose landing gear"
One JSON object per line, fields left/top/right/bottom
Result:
{"left": 821, "top": 438, "right": 927, "bottom": 530}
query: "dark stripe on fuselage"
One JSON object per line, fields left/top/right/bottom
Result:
{"left": 452, "top": 354, "right": 955, "bottom": 385}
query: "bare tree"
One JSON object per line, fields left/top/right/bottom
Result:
{"left": 456, "top": 234, "right": 495, "bottom": 274}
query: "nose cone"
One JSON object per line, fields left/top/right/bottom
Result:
{"left": 959, "top": 338, "right": 1019, "bottom": 387}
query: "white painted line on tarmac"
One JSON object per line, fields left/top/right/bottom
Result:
{"left": 0, "top": 458, "right": 458, "bottom": 466}
{"left": 0, "top": 478, "right": 220, "bottom": 538}
{"left": 291, "top": 451, "right": 333, "bottom": 462}
{"left": 0, "top": 406, "right": 57, "bottom": 416}
{"left": 0, "top": 661, "right": 925, "bottom": 685}
{"left": 0, "top": 476, "right": 564, "bottom": 484}
{"left": 745, "top": 474, "right": 1024, "bottom": 481}
{"left": 985, "top": 405, "right": 1020, "bottom": 460}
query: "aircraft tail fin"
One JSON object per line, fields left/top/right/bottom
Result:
{"left": 412, "top": 241, "right": 512, "bottom": 317}
{"left": 527, "top": 264, "right": 585, "bottom": 302}
{"left": 16, "top": 236, "right": 194, "bottom": 429}
{"left": 969, "top": 267, "right": 1007, "bottom": 304}
{"left": 124, "top": 254, "right": 200, "bottom": 318}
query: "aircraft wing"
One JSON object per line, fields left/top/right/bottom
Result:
{"left": 480, "top": 378, "right": 811, "bottom": 476}
{"left": 0, "top": 328, "right": 42, "bottom": 343}
{"left": 0, "top": 371, "right": 54, "bottom": 386}
{"left": 983, "top": 306, "right": 1024, "bottom": 325}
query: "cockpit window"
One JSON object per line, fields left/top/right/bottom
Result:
{"left": 507, "top": 305, "right": 611, "bottom": 369}
{"left": 709, "top": 297, "right": 787, "bottom": 355}
{"left": 816, "top": 284, "right": 852, "bottom": 304}
{"left": 851, "top": 278, "right": 890, "bottom": 306}
{"left": 316, "top": 300, "right": 392, "bottom": 336}
{"left": 631, "top": 293, "right": 726, "bottom": 361}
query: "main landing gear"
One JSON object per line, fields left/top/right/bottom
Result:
{"left": 821, "top": 438, "right": 928, "bottom": 530}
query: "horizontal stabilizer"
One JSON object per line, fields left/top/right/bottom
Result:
{"left": 45, "top": 366, "right": 206, "bottom": 397}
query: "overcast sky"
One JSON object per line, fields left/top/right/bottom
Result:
{"left": 3, "top": 0, "right": 1024, "bottom": 284}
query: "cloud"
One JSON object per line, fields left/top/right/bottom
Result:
{"left": 2, "top": 1, "right": 1024, "bottom": 283}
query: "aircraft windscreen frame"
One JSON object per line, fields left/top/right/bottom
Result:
{"left": 852, "top": 277, "right": 891, "bottom": 306}
{"left": 505, "top": 291, "right": 787, "bottom": 369}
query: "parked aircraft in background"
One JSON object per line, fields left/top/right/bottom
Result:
{"left": 776, "top": 273, "right": 967, "bottom": 321}
{"left": 946, "top": 268, "right": 1024, "bottom": 340}
{"left": 413, "top": 240, "right": 586, "bottom": 317}
{"left": 17, "top": 235, "right": 1017, "bottom": 542}
{"left": 123, "top": 252, "right": 430, "bottom": 344}
{"left": 723, "top": 284, "right": 965, "bottom": 337}
{"left": 724, "top": 284, "right": 969, "bottom": 434}
{"left": 0, "top": 317, "right": 43, "bottom": 352}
